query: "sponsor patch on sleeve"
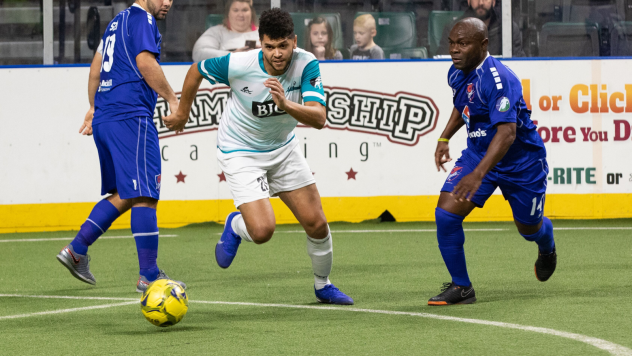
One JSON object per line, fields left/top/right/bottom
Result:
{"left": 496, "top": 97, "right": 511, "bottom": 112}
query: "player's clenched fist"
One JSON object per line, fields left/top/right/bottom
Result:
{"left": 435, "top": 141, "right": 452, "bottom": 172}
{"left": 264, "top": 78, "right": 287, "bottom": 111}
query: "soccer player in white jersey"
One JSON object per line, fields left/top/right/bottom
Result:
{"left": 163, "top": 8, "right": 353, "bottom": 305}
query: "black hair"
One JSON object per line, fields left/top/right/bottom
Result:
{"left": 258, "top": 8, "right": 294, "bottom": 41}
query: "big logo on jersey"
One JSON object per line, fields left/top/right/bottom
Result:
{"left": 462, "top": 105, "right": 471, "bottom": 130}
{"left": 154, "top": 87, "right": 439, "bottom": 145}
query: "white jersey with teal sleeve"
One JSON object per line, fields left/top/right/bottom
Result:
{"left": 197, "top": 48, "right": 326, "bottom": 153}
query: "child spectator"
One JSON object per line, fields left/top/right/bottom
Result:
{"left": 305, "top": 17, "right": 343, "bottom": 60}
{"left": 350, "top": 14, "right": 384, "bottom": 60}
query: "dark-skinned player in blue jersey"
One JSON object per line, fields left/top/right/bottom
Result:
{"left": 428, "top": 18, "right": 557, "bottom": 305}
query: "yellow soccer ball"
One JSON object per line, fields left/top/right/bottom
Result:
{"left": 140, "top": 279, "right": 188, "bottom": 327}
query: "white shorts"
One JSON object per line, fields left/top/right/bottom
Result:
{"left": 217, "top": 139, "right": 316, "bottom": 208}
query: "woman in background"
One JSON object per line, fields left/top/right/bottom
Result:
{"left": 304, "top": 17, "right": 342, "bottom": 60}
{"left": 192, "top": 0, "right": 260, "bottom": 61}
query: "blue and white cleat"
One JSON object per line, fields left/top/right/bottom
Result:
{"left": 215, "top": 212, "right": 242, "bottom": 269}
{"left": 315, "top": 284, "right": 354, "bottom": 305}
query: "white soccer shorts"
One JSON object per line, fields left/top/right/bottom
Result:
{"left": 217, "top": 139, "right": 316, "bottom": 208}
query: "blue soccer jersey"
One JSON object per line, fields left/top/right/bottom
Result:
{"left": 93, "top": 4, "right": 162, "bottom": 125}
{"left": 449, "top": 54, "right": 545, "bottom": 173}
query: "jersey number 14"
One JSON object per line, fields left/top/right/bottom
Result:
{"left": 100, "top": 34, "right": 116, "bottom": 73}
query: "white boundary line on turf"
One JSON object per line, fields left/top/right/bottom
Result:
{"left": 276, "top": 227, "right": 632, "bottom": 234}
{"left": 0, "top": 235, "right": 178, "bottom": 243}
{"left": 0, "top": 301, "right": 137, "bottom": 320}
{"left": 1, "top": 294, "right": 630, "bottom": 356}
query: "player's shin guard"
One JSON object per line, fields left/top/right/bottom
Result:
{"left": 435, "top": 207, "right": 471, "bottom": 287}
{"left": 70, "top": 199, "right": 121, "bottom": 255}
{"left": 306, "top": 228, "right": 332, "bottom": 290}
{"left": 231, "top": 214, "right": 253, "bottom": 242}
{"left": 520, "top": 217, "right": 555, "bottom": 254}
{"left": 131, "top": 207, "right": 160, "bottom": 281}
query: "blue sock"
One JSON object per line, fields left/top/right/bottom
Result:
{"left": 70, "top": 199, "right": 121, "bottom": 255}
{"left": 131, "top": 207, "right": 160, "bottom": 281}
{"left": 435, "top": 207, "right": 471, "bottom": 287}
{"left": 520, "top": 217, "right": 555, "bottom": 254}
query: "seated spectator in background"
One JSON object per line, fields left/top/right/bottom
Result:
{"left": 350, "top": 14, "right": 384, "bottom": 60}
{"left": 305, "top": 17, "right": 343, "bottom": 60}
{"left": 437, "top": 0, "right": 525, "bottom": 57}
{"left": 192, "top": 0, "right": 260, "bottom": 61}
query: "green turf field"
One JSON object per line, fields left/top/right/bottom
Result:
{"left": 0, "top": 219, "right": 631, "bottom": 355}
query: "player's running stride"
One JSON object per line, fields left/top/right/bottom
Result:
{"left": 57, "top": 0, "right": 186, "bottom": 293}
{"left": 429, "top": 18, "right": 556, "bottom": 305}
{"left": 163, "top": 8, "right": 353, "bottom": 305}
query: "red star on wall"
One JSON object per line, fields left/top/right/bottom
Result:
{"left": 218, "top": 172, "right": 226, "bottom": 182}
{"left": 175, "top": 171, "right": 187, "bottom": 183}
{"left": 346, "top": 168, "right": 357, "bottom": 180}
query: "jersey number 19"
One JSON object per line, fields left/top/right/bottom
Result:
{"left": 100, "top": 34, "right": 116, "bottom": 73}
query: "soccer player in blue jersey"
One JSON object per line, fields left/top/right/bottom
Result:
{"left": 56, "top": 0, "right": 186, "bottom": 293}
{"left": 163, "top": 8, "right": 353, "bottom": 305}
{"left": 428, "top": 18, "right": 556, "bottom": 305}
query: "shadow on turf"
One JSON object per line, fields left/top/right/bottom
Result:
{"left": 109, "top": 325, "right": 214, "bottom": 335}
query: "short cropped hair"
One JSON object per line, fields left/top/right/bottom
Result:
{"left": 258, "top": 8, "right": 294, "bottom": 41}
{"left": 353, "top": 14, "right": 376, "bottom": 30}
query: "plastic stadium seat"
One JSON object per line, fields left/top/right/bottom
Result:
{"left": 355, "top": 12, "right": 417, "bottom": 51}
{"left": 386, "top": 47, "right": 429, "bottom": 59}
{"left": 290, "top": 13, "right": 344, "bottom": 51}
{"left": 564, "top": 0, "right": 620, "bottom": 23}
{"left": 539, "top": 22, "right": 600, "bottom": 57}
{"left": 428, "top": 11, "right": 463, "bottom": 57}
{"left": 611, "top": 21, "right": 632, "bottom": 55}
{"left": 205, "top": 14, "right": 224, "bottom": 29}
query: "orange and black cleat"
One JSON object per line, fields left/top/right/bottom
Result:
{"left": 428, "top": 282, "right": 476, "bottom": 306}
{"left": 535, "top": 248, "right": 557, "bottom": 282}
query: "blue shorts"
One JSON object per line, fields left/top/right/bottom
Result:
{"left": 441, "top": 156, "right": 549, "bottom": 226}
{"left": 93, "top": 117, "right": 161, "bottom": 200}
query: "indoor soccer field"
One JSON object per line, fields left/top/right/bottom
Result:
{"left": 0, "top": 219, "right": 630, "bottom": 355}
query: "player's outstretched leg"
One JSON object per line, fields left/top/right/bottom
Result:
{"left": 428, "top": 207, "right": 476, "bottom": 305}
{"left": 56, "top": 198, "right": 121, "bottom": 285}
{"left": 215, "top": 212, "right": 245, "bottom": 268}
{"left": 132, "top": 205, "right": 186, "bottom": 293}
{"left": 308, "top": 229, "right": 354, "bottom": 305}
{"left": 519, "top": 217, "right": 556, "bottom": 281}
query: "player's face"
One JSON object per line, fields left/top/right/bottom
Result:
{"left": 146, "top": 0, "right": 172, "bottom": 20}
{"left": 468, "top": 0, "right": 495, "bottom": 20}
{"left": 310, "top": 23, "right": 329, "bottom": 48}
{"left": 261, "top": 34, "right": 297, "bottom": 75}
{"left": 448, "top": 24, "right": 487, "bottom": 72}
{"left": 228, "top": 1, "right": 252, "bottom": 33}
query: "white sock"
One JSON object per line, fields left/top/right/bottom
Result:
{"left": 306, "top": 229, "right": 332, "bottom": 290}
{"left": 231, "top": 214, "right": 253, "bottom": 242}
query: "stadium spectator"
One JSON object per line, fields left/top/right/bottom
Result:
{"left": 192, "top": 0, "right": 260, "bottom": 62}
{"left": 350, "top": 14, "right": 384, "bottom": 60}
{"left": 437, "top": 0, "right": 525, "bottom": 57}
{"left": 305, "top": 17, "right": 343, "bottom": 60}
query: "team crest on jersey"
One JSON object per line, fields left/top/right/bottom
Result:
{"left": 155, "top": 174, "right": 161, "bottom": 191}
{"left": 461, "top": 105, "right": 471, "bottom": 129}
{"left": 466, "top": 83, "right": 475, "bottom": 102}
{"left": 310, "top": 76, "right": 323, "bottom": 89}
{"left": 496, "top": 97, "right": 510, "bottom": 112}
{"left": 447, "top": 166, "right": 463, "bottom": 183}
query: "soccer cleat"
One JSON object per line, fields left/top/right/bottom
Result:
{"left": 56, "top": 244, "right": 96, "bottom": 285}
{"left": 535, "top": 248, "right": 557, "bottom": 282}
{"left": 136, "top": 270, "right": 187, "bottom": 293}
{"left": 215, "top": 212, "right": 242, "bottom": 269}
{"left": 428, "top": 282, "right": 476, "bottom": 305}
{"left": 315, "top": 284, "right": 354, "bottom": 305}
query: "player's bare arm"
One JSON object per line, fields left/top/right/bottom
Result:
{"left": 264, "top": 78, "right": 326, "bottom": 129}
{"left": 452, "top": 122, "right": 516, "bottom": 201}
{"left": 80, "top": 52, "right": 103, "bottom": 136}
{"left": 163, "top": 63, "right": 203, "bottom": 132}
{"left": 435, "top": 107, "right": 465, "bottom": 172}
{"left": 136, "top": 50, "right": 179, "bottom": 121}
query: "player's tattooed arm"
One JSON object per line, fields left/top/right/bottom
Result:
{"left": 435, "top": 107, "right": 465, "bottom": 172}
{"left": 80, "top": 52, "right": 103, "bottom": 136}
{"left": 136, "top": 50, "right": 179, "bottom": 121}
{"left": 163, "top": 63, "right": 204, "bottom": 132}
{"left": 452, "top": 122, "right": 516, "bottom": 202}
{"left": 264, "top": 78, "right": 326, "bottom": 129}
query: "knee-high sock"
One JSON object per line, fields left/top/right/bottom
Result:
{"left": 306, "top": 229, "right": 332, "bottom": 290}
{"left": 70, "top": 199, "right": 121, "bottom": 255}
{"left": 231, "top": 214, "right": 253, "bottom": 242}
{"left": 520, "top": 217, "right": 555, "bottom": 254}
{"left": 435, "top": 207, "right": 471, "bottom": 287}
{"left": 131, "top": 207, "right": 159, "bottom": 281}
